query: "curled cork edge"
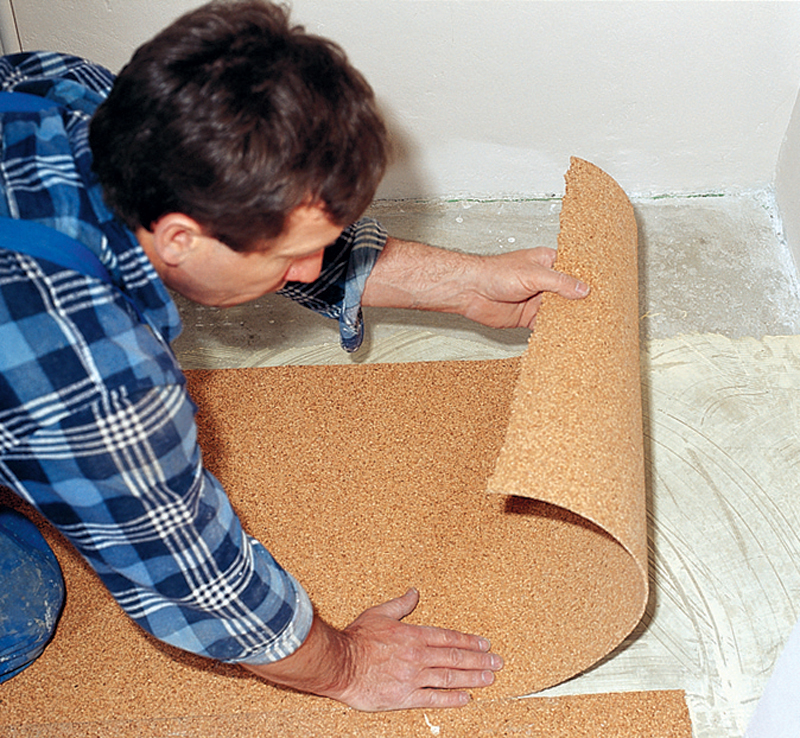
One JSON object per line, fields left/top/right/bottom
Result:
{"left": 488, "top": 157, "right": 648, "bottom": 685}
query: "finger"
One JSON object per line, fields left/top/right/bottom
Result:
{"left": 421, "top": 646, "right": 503, "bottom": 674}
{"left": 519, "top": 293, "right": 544, "bottom": 330}
{"left": 434, "top": 641, "right": 501, "bottom": 670}
{"left": 423, "top": 665, "right": 498, "bottom": 690}
{"left": 417, "top": 624, "right": 493, "bottom": 654}
{"left": 405, "top": 689, "right": 472, "bottom": 710}
{"left": 368, "top": 587, "right": 420, "bottom": 621}
{"left": 416, "top": 647, "right": 502, "bottom": 688}
{"left": 532, "top": 246, "right": 558, "bottom": 269}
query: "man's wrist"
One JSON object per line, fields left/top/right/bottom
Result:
{"left": 242, "top": 614, "right": 355, "bottom": 699}
{"left": 310, "top": 616, "right": 356, "bottom": 698}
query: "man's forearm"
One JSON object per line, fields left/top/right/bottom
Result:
{"left": 361, "top": 237, "right": 590, "bottom": 330}
{"left": 361, "top": 237, "right": 478, "bottom": 314}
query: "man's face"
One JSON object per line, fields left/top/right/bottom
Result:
{"left": 151, "top": 204, "right": 344, "bottom": 307}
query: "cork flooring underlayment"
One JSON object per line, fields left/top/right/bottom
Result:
{"left": 0, "top": 159, "right": 698, "bottom": 736}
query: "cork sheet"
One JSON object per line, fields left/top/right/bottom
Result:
{"left": 0, "top": 159, "right": 689, "bottom": 735}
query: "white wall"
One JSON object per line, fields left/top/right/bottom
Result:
{"left": 776, "top": 87, "right": 800, "bottom": 271}
{"left": 0, "top": 0, "right": 20, "bottom": 54}
{"left": 3, "top": 0, "right": 800, "bottom": 202}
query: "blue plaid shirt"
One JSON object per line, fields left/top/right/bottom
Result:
{"left": 0, "top": 52, "right": 386, "bottom": 664}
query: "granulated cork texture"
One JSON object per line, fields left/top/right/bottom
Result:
{"left": 489, "top": 156, "right": 649, "bottom": 671}
{"left": 0, "top": 160, "right": 687, "bottom": 736}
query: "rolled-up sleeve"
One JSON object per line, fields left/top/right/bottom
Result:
{"left": 2, "top": 382, "right": 313, "bottom": 665}
{"left": 0, "top": 253, "right": 312, "bottom": 665}
{"left": 278, "top": 217, "right": 387, "bottom": 352}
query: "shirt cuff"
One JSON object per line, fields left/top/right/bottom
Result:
{"left": 338, "top": 217, "right": 387, "bottom": 352}
{"left": 276, "top": 217, "right": 387, "bottom": 352}
{"left": 235, "top": 566, "right": 315, "bottom": 666}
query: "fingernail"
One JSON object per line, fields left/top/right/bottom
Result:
{"left": 478, "top": 638, "right": 491, "bottom": 651}
{"left": 491, "top": 654, "right": 504, "bottom": 670}
{"left": 482, "top": 670, "right": 496, "bottom": 685}
{"left": 577, "top": 281, "right": 590, "bottom": 296}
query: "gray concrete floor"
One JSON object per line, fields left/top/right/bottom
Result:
{"left": 171, "top": 193, "right": 800, "bottom": 368}
{"left": 170, "top": 193, "right": 800, "bottom": 737}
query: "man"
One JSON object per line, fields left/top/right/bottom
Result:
{"left": 0, "top": 0, "right": 589, "bottom": 711}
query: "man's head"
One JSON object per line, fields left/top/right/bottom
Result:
{"left": 90, "top": 0, "right": 389, "bottom": 252}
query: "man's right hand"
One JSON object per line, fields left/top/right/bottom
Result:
{"left": 243, "top": 588, "right": 503, "bottom": 712}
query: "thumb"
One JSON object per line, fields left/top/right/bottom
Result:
{"left": 540, "top": 268, "right": 590, "bottom": 300}
{"left": 372, "top": 587, "right": 420, "bottom": 621}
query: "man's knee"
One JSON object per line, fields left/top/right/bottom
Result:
{"left": 0, "top": 507, "right": 65, "bottom": 683}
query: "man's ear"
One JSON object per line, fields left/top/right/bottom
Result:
{"left": 150, "top": 213, "right": 207, "bottom": 267}
{"left": 291, "top": 200, "right": 333, "bottom": 227}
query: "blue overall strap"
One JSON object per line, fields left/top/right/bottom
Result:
{"left": 0, "top": 217, "right": 149, "bottom": 326}
{"left": 0, "top": 90, "right": 61, "bottom": 114}
{"left": 0, "top": 216, "right": 114, "bottom": 284}
{"left": 0, "top": 92, "right": 147, "bottom": 324}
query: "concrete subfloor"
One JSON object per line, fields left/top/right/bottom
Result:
{"left": 172, "top": 193, "right": 800, "bottom": 368}
{"left": 170, "top": 193, "right": 800, "bottom": 737}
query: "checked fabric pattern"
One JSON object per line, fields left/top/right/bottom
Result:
{"left": 0, "top": 52, "right": 386, "bottom": 663}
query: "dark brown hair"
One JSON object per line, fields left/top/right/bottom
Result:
{"left": 90, "top": 0, "right": 389, "bottom": 251}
